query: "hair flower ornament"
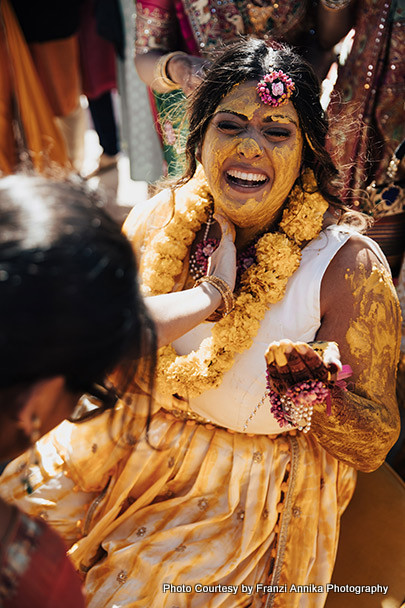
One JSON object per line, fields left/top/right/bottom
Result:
{"left": 256, "top": 70, "right": 295, "bottom": 107}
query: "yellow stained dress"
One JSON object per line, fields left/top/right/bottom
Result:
{"left": 3, "top": 182, "right": 389, "bottom": 607}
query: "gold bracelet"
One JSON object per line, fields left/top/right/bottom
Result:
{"left": 153, "top": 51, "right": 188, "bottom": 92}
{"left": 194, "top": 275, "right": 235, "bottom": 318}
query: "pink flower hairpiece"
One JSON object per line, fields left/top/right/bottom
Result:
{"left": 256, "top": 70, "right": 295, "bottom": 107}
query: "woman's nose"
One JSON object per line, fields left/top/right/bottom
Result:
{"left": 236, "top": 137, "right": 263, "bottom": 159}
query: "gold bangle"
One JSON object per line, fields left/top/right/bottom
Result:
{"left": 194, "top": 275, "right": 235, "bottom": 318}
{"left": 153, "top": 51, "right": 188, "bottom": 92}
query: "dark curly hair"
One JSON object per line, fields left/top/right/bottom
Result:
{"left": 0, "top": 175, "right": 156, "bottom": 410}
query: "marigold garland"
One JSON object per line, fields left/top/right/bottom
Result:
{"left": 140, "top": 168, "right": 329, "bottom": 399}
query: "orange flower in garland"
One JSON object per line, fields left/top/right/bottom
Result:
{"left": 141, "top": 177, "right": 213, "bottom": 296}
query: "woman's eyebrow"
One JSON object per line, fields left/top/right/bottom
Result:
{"left": 214, "top": 110, "right": 248, "bottom": 120}
{"left": 263, "top": 114, "right": 298, "bottom": 126}
{"left": 214, "top": 110, "right": 298, "bottom": 127}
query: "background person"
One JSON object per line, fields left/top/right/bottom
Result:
{"left": 79, "top": 0, "right": 123, "bottom": 178}
{"left": 9, "top": 0, "right": 85, "bottom": 172}
{"left": 0, "top": 0, "right": 69, "bottom": 175}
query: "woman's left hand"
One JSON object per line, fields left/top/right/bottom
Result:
{"left": 265, "top": 339, "right": 342, "bottom": 394}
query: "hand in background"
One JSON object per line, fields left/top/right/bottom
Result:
{"left": 167, "top": 54, "right": 207, "bottom": 96}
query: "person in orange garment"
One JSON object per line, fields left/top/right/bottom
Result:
{"left": 0, "top": 0, "right": 69, "bottom": 175}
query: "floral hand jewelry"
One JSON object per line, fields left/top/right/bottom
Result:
{"left": 268, "top": 364, "right": 352, "bottom": 432}
{"left": 268, "top": 379, "right": 329, "bottom": 433}
{"left": 256, "top": 70, "right": 295, "bottom": 107}
{"left": 244, "top": 363, "right": 352, "bottom": 432}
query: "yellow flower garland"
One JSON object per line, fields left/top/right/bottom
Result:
{"left": 141, "top": 168, "right": 329, "bottom": 399}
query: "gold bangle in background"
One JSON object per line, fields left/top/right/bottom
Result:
{"left": 153, "top": 51, "right": 188, "bottom": 92}
{"left": 194, "top": 275, "right": 235, "bottom": 318}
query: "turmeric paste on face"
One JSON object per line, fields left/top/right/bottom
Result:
{"left": 201, "top": 83, "right": 303, "bottom": 234}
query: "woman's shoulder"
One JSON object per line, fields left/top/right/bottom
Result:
{"left": 320, "top": 225, "right": 394, "bottom": 315}
{"left": 123, "top": 188, "right": 174, "bottom": 243}
{"left": 122, "top": 187, "right": 177, "bottom": 261}
{"left": 299, "top": 223, "right": 386, "bottom": 282}
{"left": 123, "top": 171, "right": 209, "bottom": 255}
{"left": 325, "top": 224, "right": 390, "bottom": 274}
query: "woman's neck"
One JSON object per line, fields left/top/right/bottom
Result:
{"left": 234, "top": 205, "right": 334, "bottom": 250}
{"left": 235, "top": 226, "right": 260, "bottom": 250}
{"left": 234, "top": 209, "right": 283, "bottom": 250}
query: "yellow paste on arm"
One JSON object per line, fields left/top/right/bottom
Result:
{"left": 312, "top": 255, "right": 401, "bottom": 472}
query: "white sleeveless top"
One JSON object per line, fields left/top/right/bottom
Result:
{"left": 172, "top": 225, "right": 388, "bottom": 434}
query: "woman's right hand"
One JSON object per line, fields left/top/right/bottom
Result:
{"left": 145, "top": 213, "right": 236, "bottom": 347}
{"left": 207, "top": 213, "right": 237, "bottom": 292}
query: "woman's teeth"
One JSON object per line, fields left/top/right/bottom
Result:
{"left": 226, "top": 169, "right": 267, "bottom": 187}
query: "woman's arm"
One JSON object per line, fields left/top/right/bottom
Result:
{"left": 146, "top": 285, "right": 220, "bottom": 347}
{"left": 135, "top": 49, "right": 206, "bottom": 95}
{"left": 134, "top": 0, "right": 177, "bottom": 90}
{"left": 313, "top": 236, "right": 401, "bottom": 470}
{"left": 266, "top": 236, "right": 401, "bottom": 471}
{"left": 146, "top": 213, "right": 237, "bottom": 347}
{"left": 316, "top": 0, "right": 357, "bottom": 49}
{"left": 134, "top": 0, "right": 205, "bottom": 94}
{"left": 124, "top": 195, "right": 237, "bottom": 347}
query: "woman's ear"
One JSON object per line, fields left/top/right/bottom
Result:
{"left": 0, "top": 377, "right": 76, "bottom": 462}
{"left": 196, "top": 144, "right": 202, "bottom": 163}
{"left": 16, "top": 376, "right": 73, "bottom": 437}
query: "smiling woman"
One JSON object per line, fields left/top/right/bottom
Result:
{"left": 201, "top": 85, "right": 303, "bottom": 241}
{"left": 1, "top": 39, "right": 401, "bottom": 608}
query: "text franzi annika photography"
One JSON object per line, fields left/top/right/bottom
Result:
{"left": 162, "top": 583, "right": 389, "bottom": 596}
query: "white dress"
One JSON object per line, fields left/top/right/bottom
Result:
{"left": 173, "top": 225, "right": 388, "bottom": 434}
